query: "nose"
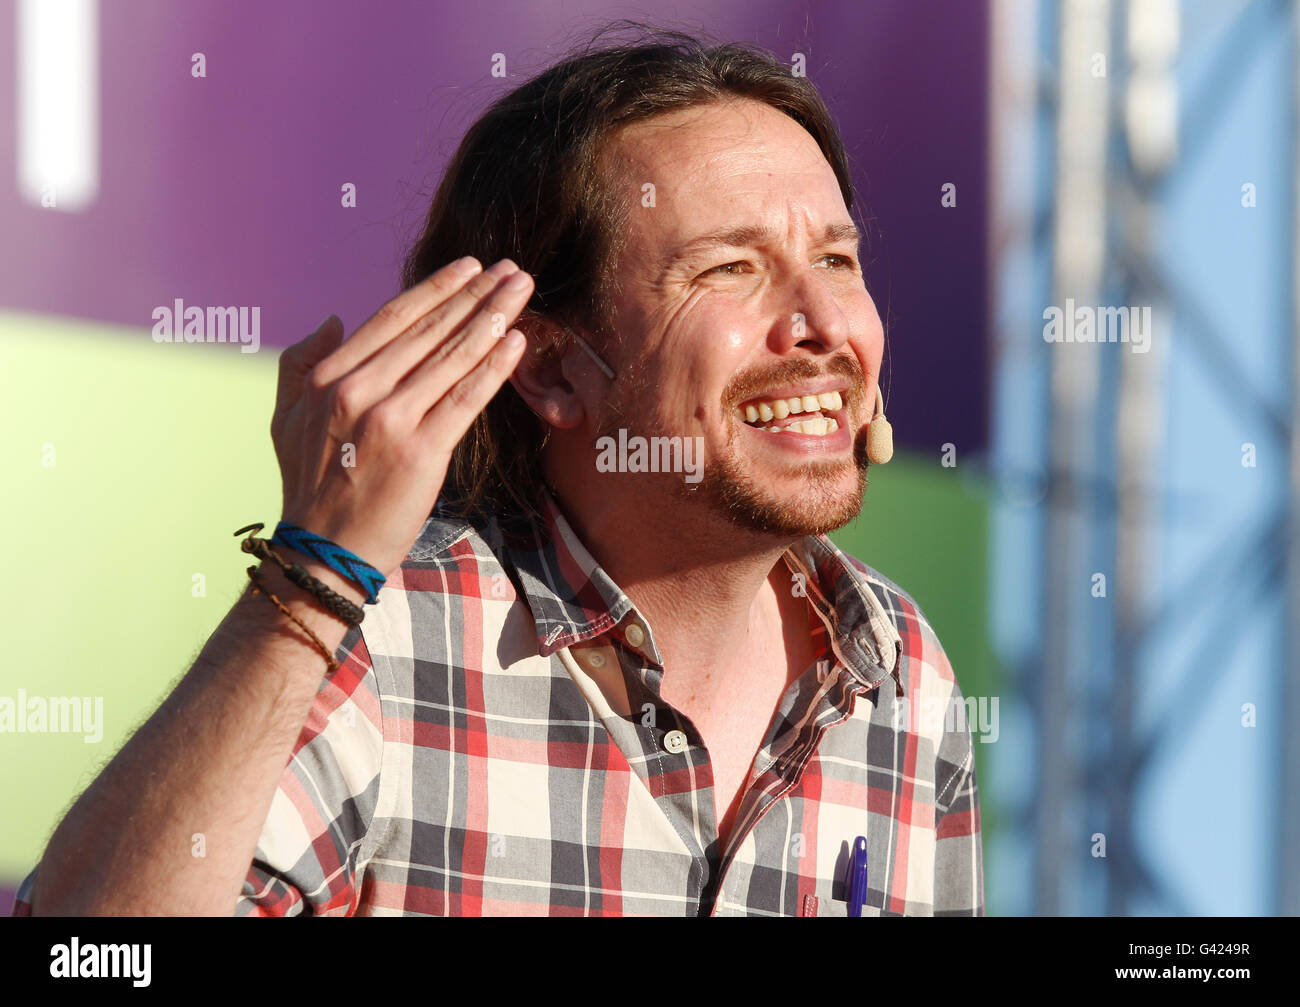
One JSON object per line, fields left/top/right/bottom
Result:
{"left": 767, "top": 269, "right": 852, "bottom": 356}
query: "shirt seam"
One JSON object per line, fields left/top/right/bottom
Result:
{"left": 935, "top": 745, "right": 973, "bottom": 815}
{"left": 407, "top": 520, "right": 473, "bottom": 561}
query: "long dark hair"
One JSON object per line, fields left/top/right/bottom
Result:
{"left": 401, "top": 21, "right": 856, "bottom": 524}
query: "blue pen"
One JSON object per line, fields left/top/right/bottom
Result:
{"left": 846, "top": 834, "right": 868, "bottom": 916}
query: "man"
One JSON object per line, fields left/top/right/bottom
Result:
{"left": 16, "top": 29, "right": 981, "bottom": 916}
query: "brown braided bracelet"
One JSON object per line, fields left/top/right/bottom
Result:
{"left": 246, "top": 565, "right": 341, "bottom": 675}
{"left": 234, "top": 523, "right": 365, "bottom": 627}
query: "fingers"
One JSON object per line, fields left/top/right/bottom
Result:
{"left": 386, "top": 269, "right": 534, "bottom": 427}
{"left": 311, "top": 256, "right": 487, "bottom": 386}
{"left": 415, "top": 329, "right": 528, "bottom": 448}
{"left": 272, "top": 315, "right": 346, "bottom": 426}
{"left": 347, "top": 260, "right": 528, "bottom": 410}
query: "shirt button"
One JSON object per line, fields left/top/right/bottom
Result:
{"left": 586, "top": 651, "right": 606, "bottom": 668}
{"left": 625, "top": 623, "right": 646, "bottom": 648}
{"left": 663, "top": 729, "right": 688, "bottom": 754}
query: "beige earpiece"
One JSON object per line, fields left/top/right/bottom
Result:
{"left": 559, "top": 320, "right": 616, "bottom": 380}
{"left": 867, "top": 385, "right": 893, "bottom": 464}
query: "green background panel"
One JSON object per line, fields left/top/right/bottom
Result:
{"left": 0, "top": 312, "right": 284, "bottom": 882}
{"left": 1, "top": 311, "right": 997, "bottom": 899}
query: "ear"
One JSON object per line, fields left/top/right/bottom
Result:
{"left": 508, "top": 316, "right": 586, "bottom": 431}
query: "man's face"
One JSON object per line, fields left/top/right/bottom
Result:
{"left": 590, "top": 98, "right": 886, "bottom": 538}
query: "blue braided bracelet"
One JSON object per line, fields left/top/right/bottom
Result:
{"left": 270, "top": 522, "right": 386, "bottom": 605}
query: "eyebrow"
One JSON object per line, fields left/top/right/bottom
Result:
{"left": 664, "top": 221, "right": 861, "bottom": 268}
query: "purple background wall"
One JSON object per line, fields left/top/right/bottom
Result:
{"left": 0, "top": 0, "right": 988, "bottom": 455}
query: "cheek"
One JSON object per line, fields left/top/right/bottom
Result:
{"left": 850, "top": 295, "right": 885, "bottom": 365}
{"left": 656, "top": 296, "right": 752, "bottom": 412}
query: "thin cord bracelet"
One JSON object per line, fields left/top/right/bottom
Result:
{"left": 246, "top": 565, "right": 340, "bottom": 675}
{"left": 270, "top": 522, "right": 386, "bottom": 605}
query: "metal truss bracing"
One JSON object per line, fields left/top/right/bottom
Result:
{"left": 989, "top": 0, "right": 1297, "bottom": 915}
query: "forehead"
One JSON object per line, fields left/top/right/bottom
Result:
{"left": 602, "top": 98, "right": 848, "bottom": 242}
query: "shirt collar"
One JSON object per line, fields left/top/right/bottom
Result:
{"left": 501, "top": 488, "right": 644, "bottom": 658}
{"left": 481, "top": 487, "right": 905, "bottom": 695}
{"left": 781, "top": 535, "right": 905, "bottom": 695}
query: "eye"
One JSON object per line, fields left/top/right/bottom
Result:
{"left": 702, "top": 261, "right": 748, "bottom": 277}
{"left": 816, "top": 254, "right": 857, "bottom": 270}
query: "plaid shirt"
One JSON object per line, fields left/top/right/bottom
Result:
{"left": 13, "top": 488, "right": 982, "bottom": 917}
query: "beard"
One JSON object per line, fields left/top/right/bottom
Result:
{"left": 592, "top": 350, "right": 872, "bottom": 539}
{"left": 677, "top": 427, "right": 870, "bottom": 537}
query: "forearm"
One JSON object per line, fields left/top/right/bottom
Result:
{"left": 27, "top": 256, "right": 527, "bottom": 916}
{"left": 28, "top": 557, "right": 362, "bottom": 916}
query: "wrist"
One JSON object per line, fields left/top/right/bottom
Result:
{"left": 273, "top": 549, "right": 369, "bottom": 608}
{"left": 270, "top": 521, "right": 387, "bottom": 604}
{"left": 241, "top": 561, "right": 348, "bottom": 678}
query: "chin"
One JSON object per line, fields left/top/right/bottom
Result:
{"left": 679, "top": 448, "right": 870, "bottom": 538}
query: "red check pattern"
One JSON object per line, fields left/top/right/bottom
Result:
{"left": 13, "top": 488, "right": 982, "bottom": 916}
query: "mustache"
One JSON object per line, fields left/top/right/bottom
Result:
{"left": 722, "top": 354, "right": 866, "bottom": 409}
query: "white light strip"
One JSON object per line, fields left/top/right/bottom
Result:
{"left": 17, "top": 0, "right": 99, "bottom": 212}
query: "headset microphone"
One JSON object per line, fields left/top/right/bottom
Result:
{"left": 867, "top": 385, "right": 893, "bottom": 464}
{"left": 559, "top": 320, "right": 617, "bottom": 380}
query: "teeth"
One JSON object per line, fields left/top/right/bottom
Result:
{"left": 738, "top": 390, "right": 845, "bottom": 429}
{"left": 759, "top": 416, "right": 839, "bottom": 436}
